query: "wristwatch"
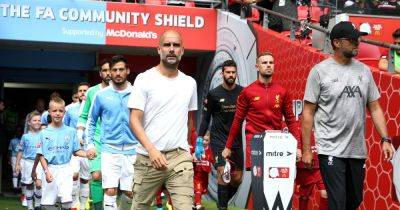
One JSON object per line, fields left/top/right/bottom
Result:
{"left": 381, "top": 136, "right": 392, "bottom": 144}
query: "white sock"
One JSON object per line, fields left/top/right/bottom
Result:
{"left": 34, "top": 187, "right": 42, "bottom": 207}
{"left": 118, "top": 193, "right": 132, "bottom": 210}
{"left": 26, "top": 189, "right": 34, "bottom": 210}
{"left": 103, "top": 194, "right": 117, "bottom": 210}
{"left": 22, "top": 185, "right": 26, "bottom": 195}
{"left": 13, "top": 177, "right": 18, "bottom": 189}
{"left": 72, "top": 179, "right": 79, "bottom": 206}
{"left": 79, "top": 182, "right": 90, "bottom": 210}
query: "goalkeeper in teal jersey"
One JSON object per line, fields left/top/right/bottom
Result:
{"left": 77, "top": 59, "right": 110, "bottom": 210}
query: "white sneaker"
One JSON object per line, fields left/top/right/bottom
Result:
{"left": 222, "top": 160, "right": 231, "bottom": 184}
{"left": 22, "top": 196, "right": 27, "bottom": 207}
{"left": 72, "top": 201, "right": 80, "bottom": 209}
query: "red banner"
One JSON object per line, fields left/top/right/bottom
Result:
{"left": 105, "top": 3, "right": 217, "bottom": 51}
{"left": 349, "top": 15, "right": 400, "bottom": 44}
{"left": 253, "top": 23, "right": 400, "bottom": 210}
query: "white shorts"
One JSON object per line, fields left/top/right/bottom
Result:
{"left": 11, "top": 156, "right": 18, "bottom": 177}
{"left": 71, "top": 155, "right": 80, "bottom": 174}
{"left": 101, "top": 153, "right": 136, "bottom": 191}
{"left": 79, "top": 157, "right": 90, "bottom": 180}
{"left": 41, "top": 163, "right": 73, "bottom": 205}
{"left": 21, "top": 159, "right": 43, "bottom": 184}
{"left": 70, "top": 156, "right": 90, "bottom": 180}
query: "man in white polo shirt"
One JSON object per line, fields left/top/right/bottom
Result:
{"left": 128, "top": 29, "right": 197, "bottom": 210}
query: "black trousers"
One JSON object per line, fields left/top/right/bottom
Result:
{"left": 318, "top": 155, "right": 366, "bottom": 210}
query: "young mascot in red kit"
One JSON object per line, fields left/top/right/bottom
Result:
{"left": 296, "top": 135, "right": 328, "bottom": 210}
{"left": 192, "top": 131, "right": 214, "bottom": 210}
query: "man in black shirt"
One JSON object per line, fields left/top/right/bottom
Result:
{"left": 198, "top": 60, "right": 243, "bottom": 210}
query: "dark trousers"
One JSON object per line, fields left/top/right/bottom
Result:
{"left": 318, "top": 155, "right": 365, "bottom": 210}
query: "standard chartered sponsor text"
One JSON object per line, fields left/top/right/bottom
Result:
{"left": 62, "top": 27, "right": 104, "bottom": 38}
{"left": 106, "top": 29, "right": 157, "bottom": 39}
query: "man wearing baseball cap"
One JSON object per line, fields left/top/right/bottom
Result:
{"left": 301, "top": 21, "right": 394, "bottom": 210}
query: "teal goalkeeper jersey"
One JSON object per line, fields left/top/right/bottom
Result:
{"left": 77, "top": 84, "right": 103, "bottom": 144}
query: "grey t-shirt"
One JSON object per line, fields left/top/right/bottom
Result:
{"left": 304, "top": 57, "right": 380, "bottom": 158}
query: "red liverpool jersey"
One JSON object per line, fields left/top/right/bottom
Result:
{"left": 225, "top": 80, "right": 301, "bottom": 168}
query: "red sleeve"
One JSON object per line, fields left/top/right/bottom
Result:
{"left": 282, "top": 90, "right": 301, "bottom": 149}
{"left": 225, "top": 90, "right": 249, "bottom": 149}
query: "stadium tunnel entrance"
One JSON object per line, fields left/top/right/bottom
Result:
{"left": 0, "top": 40, "right": 215, "bottom": 193}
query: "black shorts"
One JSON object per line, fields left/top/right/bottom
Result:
{"left": 211, "top": 145, "right": 244, "bottom": 170}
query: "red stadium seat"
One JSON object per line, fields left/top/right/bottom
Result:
{"left": 185, "top": 1, "right": 196, "bottom": 7}
{"left": 356, "top": 42, "right": 382, "bottom": 69}
{"left": 297, "top": 5, "right": 325, "bottom": 23}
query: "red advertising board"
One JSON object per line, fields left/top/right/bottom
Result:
{"left": 253, "top": 22, "right": 400, "bottom": 210}
{"left": 349, "top": 14, "right": 400, "bottom": 44}
{"left": 105, "top": 3, "right": 217, "bottom": 51}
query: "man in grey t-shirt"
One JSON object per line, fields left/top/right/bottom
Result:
{"left": 301, "top": 21, "right": 394, "bottom": 210}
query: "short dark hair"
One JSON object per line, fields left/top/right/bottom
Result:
{"left": 99, "top": 58, "right": 110, "bottom": 69}
{"left": 73, "top": 82, "right": 90, "bottom": 94}
{"left": 393, "top": 28, "right": 400, "bottom": 39}
{"left": 71, "top": 88, "right": 78, "bottom": 95}
{"left": 77, "top": 82, "right": 90, "bottom": 89}
{"left": 257, "top": 51, "right": 274, "bottom": 63}
{"left": 110, "top": 55, "right": 128, "bottom": 69}
{"left": 221, "top": 60, "right": 237, "bottom": 72}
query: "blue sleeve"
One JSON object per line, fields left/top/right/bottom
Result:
{"left": 71, "top": 130, "right": 80, "bottom": 153}
{"left": 40, "top": 112, "right": 48, "bottom": 125}
{"left": 36, "top": 133, "right": 43, "bottom": 155}
{"left": 87, "top": 94, "right": 102, "bottom": 146}
{"left": 63, "top": 110, "right": 71, "bottom": 126}
{"left": 18, "top": 136, "right": 25, "bottom": 151}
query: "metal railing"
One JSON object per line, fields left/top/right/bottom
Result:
{"left": 246, "top": 4, "right": 400, "bottom": 72}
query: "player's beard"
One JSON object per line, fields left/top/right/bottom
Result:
{"left": 259, "top": 71, "right": 272, "bottom": 79}
{"left": 102, "top": 77, "right": 111, "bottom": 85}
{"left": 161, "top": 53, "right": 181, "bottom": 70}
{"left": 343, "top": 49, "right": 358, "bottom": 58}
{"left": 112, "top": 77, "right": 126, "bottom": 87}
{"left": 223, "top": 76, "right": 236, "bottom": 86}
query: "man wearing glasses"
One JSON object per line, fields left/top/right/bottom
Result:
{"left": 302, "top": 21, "right": 394, "bottom": 210}
{"left": 378, "top": 28, "right": 400, "bottom": 73}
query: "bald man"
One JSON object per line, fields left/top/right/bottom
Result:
{"left": 128, "top": 30, "right": 197, "bottom": 210}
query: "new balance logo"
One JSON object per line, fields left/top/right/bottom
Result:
{"left": 328, "top": 156, "right": 334, "bottom": 166}
{"left": 339, "top": 86, "right": 362, "bottom": 98}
